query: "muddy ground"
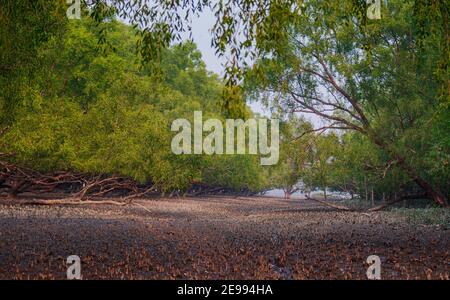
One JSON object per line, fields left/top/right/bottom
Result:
{"left": 0, "top": 196, "right": 448, "bottom": 279}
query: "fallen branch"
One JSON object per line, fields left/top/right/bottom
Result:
{"left": 0, "top": 159, "right": 159, "bottom": 201}
{"left": 133, "top": 202, "right": 153, "bottom": 213}
{"left": 305, "top": 195, "right": 353, "bottom": 211}
{"left": 122, "top": 184, "right": 157, "bottom": 202}
{"left": 367, "top": 193, "right": 428, "bottom": 212}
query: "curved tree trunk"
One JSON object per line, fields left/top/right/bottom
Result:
{"left": 372, "top": 136, "right": 449, "bottom": 207}
{"left": 392, "top": 151, "right": 448, "bottom": 206}
{"left": 413, "top": 176, "right": 448, "bottom": 206}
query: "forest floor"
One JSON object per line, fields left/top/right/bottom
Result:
{"left": 0, "top": 196, "right": 448, "bottom": 279}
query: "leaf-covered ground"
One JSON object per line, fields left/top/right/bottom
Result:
{"left": 0, "top": 197, "right": 448, "bottom": 279}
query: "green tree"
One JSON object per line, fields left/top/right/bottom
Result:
{"left": 269, "top": 115, "right": 312, "bottom": 198}
{"left": 246, "top": 0, "right": 449, "bottom": 206}
{"left": 1, "top": 17, "right": 269, "bottom": 195}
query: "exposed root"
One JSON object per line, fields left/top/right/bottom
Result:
{"left": 0, "top": 159, "right": 158, "bottom": 201}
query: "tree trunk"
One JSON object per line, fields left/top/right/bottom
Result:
{"left": 372, "top": 136, "right": 449, "bottom": 206}
{"left": 393, "top": 160, "right": 449, "bottom": 206}
{"left": 364, "top": 176, "right": 368, "bottom": 203}
{"left": 371, "top": 187, "right": 374, "bottom": 206}
{"left": 412, "top": 176, "right": 448, "bottom": 206}
{"left": 284, "top": 190, "right": 291, "bottom": 199}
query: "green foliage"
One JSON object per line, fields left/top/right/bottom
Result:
{"left": 0, "top": 18, "right": 269, "bottom": 193}
{"left": 245, "top": 0, "right": 449, "bottom": 205}
{"left": 0, "top": 0, "right": 68, "bottom": 124}
{"left": 2, "top": 1, "right": 447, "bottom": 119}
{"left": 267, "top": 115, "right": 309, "bottom": 194}
{"left": 202, "top": 155, "right": 268, "bottom": 192}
